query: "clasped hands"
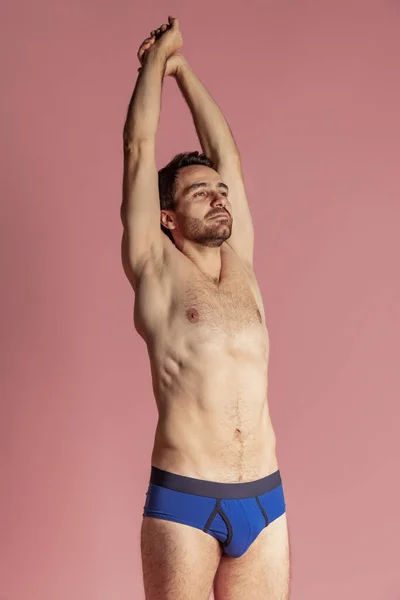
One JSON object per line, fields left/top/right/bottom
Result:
{"left": 137, "top": 16, "right": 187, "bottom": 78}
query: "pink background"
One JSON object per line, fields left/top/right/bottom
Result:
{"left": 1, "top": 1, "right": 399, "bottom": 598}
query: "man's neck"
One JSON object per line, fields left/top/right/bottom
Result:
{"left": 178, "top": 240, "right": 223, "bottom": 284}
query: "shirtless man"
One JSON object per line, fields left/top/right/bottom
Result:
{"left": 121, "top": 16, "right": 290, "bottom": 600}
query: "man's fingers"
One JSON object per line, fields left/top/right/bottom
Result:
{"left": 137, "top": 38, "right": 153, "bottom": 60}
{"left": 139, "top": 37, "right": 152, "bottom": 49}
{"left": 146, "top": 17, "right": 179, "bottom": 48}
{"left": 168, "top": 16, "right": 179, "bottom": 29}
{"left": 153, "top": 24, "right": 168, "bottom": 39}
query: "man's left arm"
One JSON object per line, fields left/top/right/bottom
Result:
{"left": 175, "top": 61, "right": 254, "bottom": 267}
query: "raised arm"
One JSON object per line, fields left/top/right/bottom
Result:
{"left": 173, "top": 60, "right": 254, "bottom": 267}
{"left": 121, "top": 18, "right": 183, "bottom": 290}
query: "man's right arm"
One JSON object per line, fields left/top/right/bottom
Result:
{"left": 121, "top": 51, "right": 166, "bottom": 290}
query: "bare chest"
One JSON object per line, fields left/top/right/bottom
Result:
{"left": 181, "top": 275, "right": 262, "bottom": 334}
{"left": 173, "top": 249, "right": 264, "bottom": 335}
{"left": 134, "top": 244, "right": 265, "bottom": 340}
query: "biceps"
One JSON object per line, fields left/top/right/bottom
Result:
{"left": 215, "top": 155, "right": 254, "bottom": 265}
{"left": 121, "top": 142, "right": 164, "bottom": 278}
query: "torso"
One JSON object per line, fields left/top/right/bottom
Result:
{"left": 133, "top": 239, "right": 278, "bottom": 483}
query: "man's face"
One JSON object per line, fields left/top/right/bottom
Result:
{"left": 163, "top": 165, "right": 233, "bottom": 247}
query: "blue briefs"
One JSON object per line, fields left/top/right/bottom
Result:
{"left": 143, "top": 466, "right": 286, "bottom": 558}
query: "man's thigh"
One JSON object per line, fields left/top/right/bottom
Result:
{"left": 213, "top": 513, "right": 291, "bottom": 600}
{"left": 141, "top": 516, "right": 222, "bottom": 600}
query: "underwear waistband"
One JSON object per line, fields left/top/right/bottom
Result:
{"left": 149, "top": 466, "right": 282, "bottom": 499}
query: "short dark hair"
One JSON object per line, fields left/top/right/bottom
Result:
{"left": 158, "top": 151, "right": 214, "bottom": 243}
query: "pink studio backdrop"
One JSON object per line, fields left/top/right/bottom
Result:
{"left": 1, "top": 1, "right": 399, "bottom": 598}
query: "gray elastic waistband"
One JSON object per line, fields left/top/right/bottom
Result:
{"left": 150, "top": 466, "right": 282, "bottom": 499}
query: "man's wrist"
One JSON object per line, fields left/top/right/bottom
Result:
{"left": 144, "top": 48, "right": 167, "bottom": 72}
{"left": 174, "top": 59, "right": 191, "bottom": 80}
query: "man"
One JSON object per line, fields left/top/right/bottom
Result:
{"left": 121, "top": 16, "right": 291, "bottom": 600}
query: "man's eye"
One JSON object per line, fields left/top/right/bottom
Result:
{"left": 194, "top": 191, "right": 206, "bottom": 197}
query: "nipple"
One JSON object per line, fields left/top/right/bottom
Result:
{"left": 186, "top": 307, "right": 200, "bottom": 323}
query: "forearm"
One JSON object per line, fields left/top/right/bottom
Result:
{"left": 175, "top": 62, "right": 239, "bottom": 159}
{"left": 123, "top": 52, "right": 166, "bottom": 148}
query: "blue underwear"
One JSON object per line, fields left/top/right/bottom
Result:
{"left": 143, "top": 466, "right": 286, "bottom": 558}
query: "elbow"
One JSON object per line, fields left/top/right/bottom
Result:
{"left": 123, "top": 132, "right": 156, "bottom": 155}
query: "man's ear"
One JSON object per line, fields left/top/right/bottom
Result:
{"left": 160, "top": 210, "right": 176, "bottom": 231}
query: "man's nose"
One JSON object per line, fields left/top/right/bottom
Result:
{"left": 211, "top": 193, "right": 226, "bottom": 207}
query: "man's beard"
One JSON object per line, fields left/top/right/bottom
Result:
{"left": 182, "top": 215, "right": 232, "bottom": 247}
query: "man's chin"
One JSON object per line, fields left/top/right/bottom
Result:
{"left": 202, "top": 229, "right": 232, "bottom": 247}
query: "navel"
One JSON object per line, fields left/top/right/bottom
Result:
{"left": 186, "top": 307, "right": 200, "bottom": 323}
{"left": 256, "top": 308, "right": 262, "bottom": 323}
